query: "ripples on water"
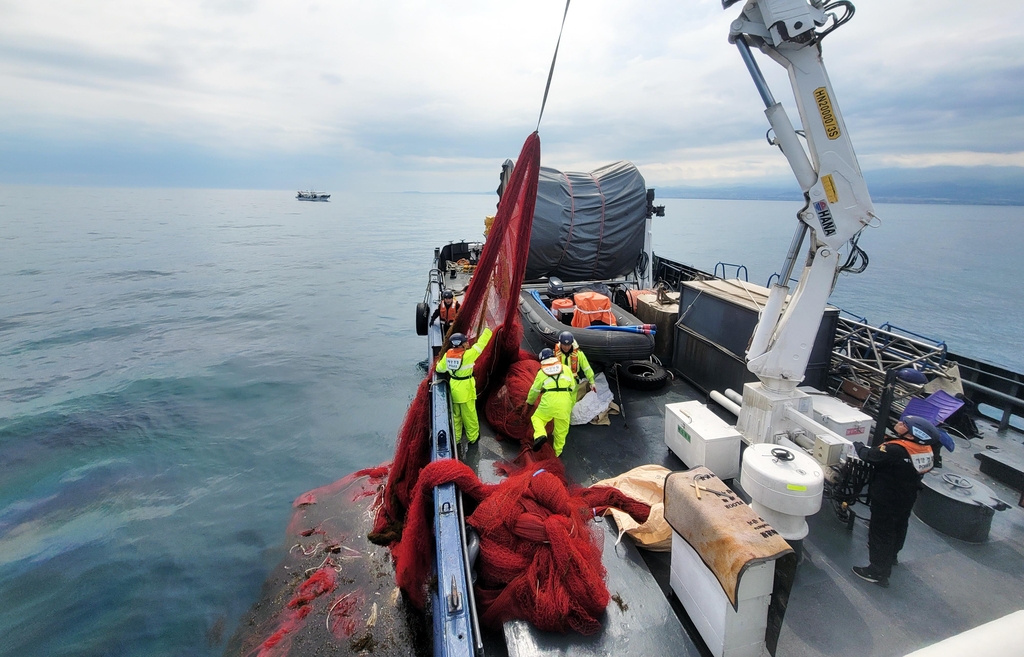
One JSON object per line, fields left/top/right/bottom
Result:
{"left": 0, "top": 186, "right": 1020, "bottom": 655}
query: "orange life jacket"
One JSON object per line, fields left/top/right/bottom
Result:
{"left": 440, "top": 300, "right": 459, "bottom": 322}
{"left": 445, "top": 347, "right": 466, "bottom": 376}
{"left": 888, "top": 439, "right": 934, "bottom": 474}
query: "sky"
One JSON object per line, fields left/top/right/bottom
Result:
{"left": 1, "top": 0, "right": 1023, "bottom": 193}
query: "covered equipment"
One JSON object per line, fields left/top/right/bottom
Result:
{"left": 525, "top": 161, "right": 649, "bottom": 282}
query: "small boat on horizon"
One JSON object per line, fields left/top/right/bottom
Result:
{"left": 296, "top": 190, "right": 330, "bottom": 202}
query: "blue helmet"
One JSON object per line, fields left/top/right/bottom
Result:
{"left": 442, "top": 289, "right": 454, "bottom": 300}
{"left": 450, "top": 333, "right": 467, "bottom": 347}
{"left": 539, "top": 348, "right": 555, "bottom": 361}
{"left": 899, "top": 415, "right": 945, "bottom": 448}
{"left": 558, "top": 331, "right": 574, "bottom": 346}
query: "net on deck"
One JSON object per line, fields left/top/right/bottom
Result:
{"left": 229, "top": 132, "right": 656, "bottom": 654}
{"left": 371, "top": 132, "right": 541, "bottom": 543}
{"left": 368, "top": 131, "right": 652, "bottom": 635}
{"left": 394, "top": 459, "right": 651, "bottom": 634}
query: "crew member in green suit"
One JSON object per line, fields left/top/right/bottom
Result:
{"left": 525, "top": 348, "right": 577, "bottom": 456}
{"left": 556, "top": 330, "right": 596, "bottom": 401}
{"left": 435, "top": 327, "right": 493, "bottom": 446}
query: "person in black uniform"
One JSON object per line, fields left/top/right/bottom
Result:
{"left": 851, "top": 415, "right": 948, "bottom": 587}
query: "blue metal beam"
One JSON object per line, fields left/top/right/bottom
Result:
{"left": 429, "top": 375, "right": 476, "bottom": 657}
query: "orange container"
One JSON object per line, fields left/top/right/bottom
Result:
{"left": 571, "top": 292, "right": 616, "bottom": 328}
{"left": 550, "top": 297, "right": 575, "bottom": 322}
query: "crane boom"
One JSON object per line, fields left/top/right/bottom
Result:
{"left": 725, "top": 0, "right": 875, "bottom": 393}
{"left": 708, "top": 0, "right": 878, "bottom": 455}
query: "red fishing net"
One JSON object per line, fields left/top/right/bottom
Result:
{"left": 372, "top": 132, "right": 541, "bottom": 542}
{"left": 367, "top": 131, "right": 652, "bottom": 636}
{"left": 483, "top": 352, "right": 542, "bottom": 444}
{"left": 228, "top": 466, "right": 417, "bottom": 656}
{"left": 394, "top": 458, "right": 650, "bottom": 634}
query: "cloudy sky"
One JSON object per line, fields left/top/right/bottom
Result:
{"left": 2, "top": 0, "right": 1022, "bottom": 192}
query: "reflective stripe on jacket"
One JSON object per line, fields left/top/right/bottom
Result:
{"left": 435, "top": 327, "right": 493, "bottom": 403}
{"left": 558, "top": 342, "right": 595, "bottom": 384}
{"left": 526, "top": 367, "right": 577, "bottom": 409}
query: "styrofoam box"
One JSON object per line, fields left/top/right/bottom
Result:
{"left": 670, "top": 531, "right": 774, "bottom": 657}
{"left": 665, "top": 401, "right": 742, "bottom": 480}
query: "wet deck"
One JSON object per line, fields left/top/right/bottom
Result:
{"left": 465, "top": 358, "right": 1024, "bottom": 656}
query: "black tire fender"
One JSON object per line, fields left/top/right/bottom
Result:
{"left": 416, "top": 302, "right": 429, "bottom": 336}
{"left": 617, "top": 360, "right": 669, "bottom": 391}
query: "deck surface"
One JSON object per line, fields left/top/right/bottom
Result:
{"left": 466, "top": 339, "right": 1024, "bottom": 657}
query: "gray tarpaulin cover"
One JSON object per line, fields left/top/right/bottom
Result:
{"left": 526, "top": 161, "right": 648, "bottom": 281}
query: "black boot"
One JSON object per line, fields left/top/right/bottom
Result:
{"left": 531, "top": 434, "right": 548, "bottom": 451}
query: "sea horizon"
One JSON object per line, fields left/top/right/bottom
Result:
{"left": 4, "top": 180, "right": 1024, "bottom": 207}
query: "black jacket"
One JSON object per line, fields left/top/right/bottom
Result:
{"left": 854, "top": 440, "right": 922, "bottom": 508}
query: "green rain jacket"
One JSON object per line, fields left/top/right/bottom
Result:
{"left": 525, "top": 365, "right": 577, "bottom": 416}
{"left": 558, "top": 341, "right": 596, "bottom": 386}
{"left": 435, "top": 327, "right": 493, "bottom": 404}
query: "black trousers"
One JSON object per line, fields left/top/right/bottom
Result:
{"left": 868, "top": 491, "right": 917, "bottom": 577}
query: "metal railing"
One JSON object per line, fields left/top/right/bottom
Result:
{"left": 714, "top": 262, "right": 749, "bottom": 281}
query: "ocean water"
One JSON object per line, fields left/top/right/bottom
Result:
{"left": 0, "top": 185, "right": 1021, "bottom": 656}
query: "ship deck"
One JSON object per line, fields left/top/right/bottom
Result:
{"left": 463, "top": 346, "right": 1024, "bottom": 656}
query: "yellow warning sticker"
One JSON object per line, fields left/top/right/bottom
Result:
{"left": 821, "top": 174, "right": 838, "bottom": 204}
{"left": 814, "top": 87, "right": 841, "bottom": 140}
{"left": 786, "top": 484, "right": 808, "bottom": 491}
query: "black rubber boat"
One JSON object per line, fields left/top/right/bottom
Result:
{"left": 518, "top": 287, "right": 654, "bottom": 363}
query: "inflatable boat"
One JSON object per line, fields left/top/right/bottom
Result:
{"left": 519, "top": 286, "right": 654, "bottom": 363}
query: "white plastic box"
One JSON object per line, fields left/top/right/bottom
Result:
{"left": 665, "top": 401, "right": 742, "bottom": 480}
{"left": 670, "top": 531, "right": 775, "bottom": 657}
{"left": 798, "top": 388, "right": 873, "bottom": 441}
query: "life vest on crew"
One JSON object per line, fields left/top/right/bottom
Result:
{"left": 540, "top": 358, "right": 564, "bottom": 378}
{"left": 888, "top": 439, "right": 935, "bottom": 474}
{"left": 439, "top": 300, "right": 460, "bottom": 322}
{"left": 445, "top": 348, "right": 466, "bottom": 375}
{"left": 435, "top": 327, "right": 492, "bottom": 404}
{"left": 556, "top": 348, "right": 580, "bottom": 376}
{"left": 539, "top": 359, "right": 574, "bottom": 393}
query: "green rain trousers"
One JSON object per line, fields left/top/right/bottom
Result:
{"left": 451, "top": 401, "right": 479, "bottom": 446}
{"left": 526, "top": 366, "right": 577, "bottom": 457}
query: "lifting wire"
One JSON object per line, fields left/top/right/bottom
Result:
{"left": 537, "top": 0, "right": 571, "bottom": 132}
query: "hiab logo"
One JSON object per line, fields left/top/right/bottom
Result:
{"left": 813, "top": 200, "right": 837, "bottom": 236}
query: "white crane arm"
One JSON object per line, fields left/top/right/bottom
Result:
{"left": 725, "top": 0, "right": 874, "bottom": 391}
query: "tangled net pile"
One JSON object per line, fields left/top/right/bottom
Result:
{"left": 395, "top": 459, "right": 650, "bottom": 634}
{"left": 367, "top": 132, "right": 652, "bottom": 634}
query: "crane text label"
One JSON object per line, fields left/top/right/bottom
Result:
{"left": 814, "top": 87, "right": 841, "bottom": 140}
